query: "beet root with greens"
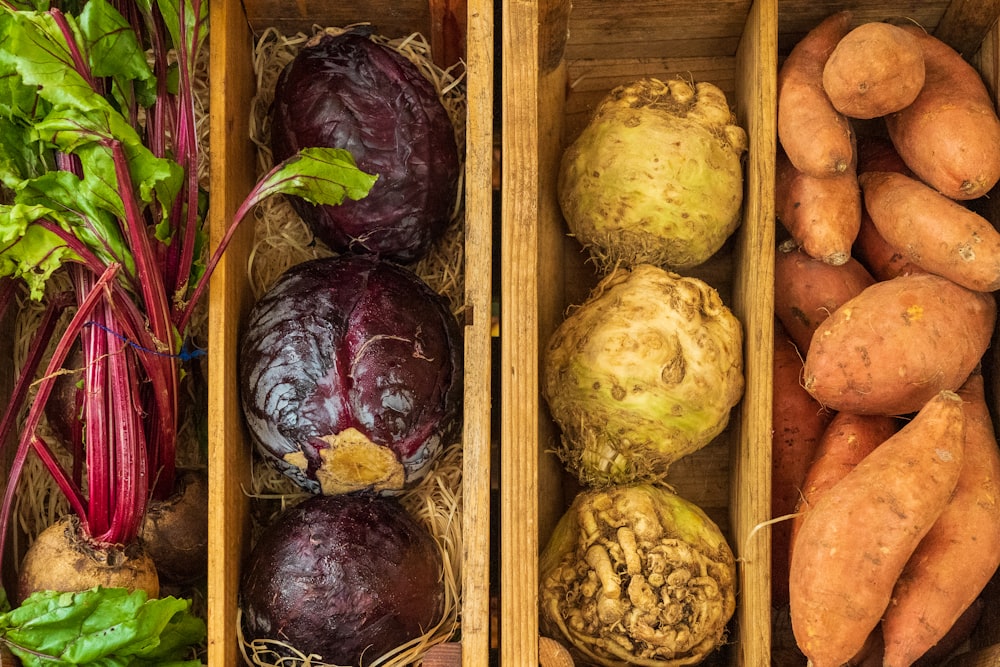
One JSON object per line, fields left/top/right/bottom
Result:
{"left": 270, "top": 28, "right": 461, "bottom": 263}
{"left": 239, "top": 255, "right": 463, "bottom": 495}
{"left": 239, "top": 493, "right": 445, "bottom": 665}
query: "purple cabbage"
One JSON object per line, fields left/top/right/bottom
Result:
{"left": 240, "top": 493, "right": 444, "bottom": 665}
{"left": 270, "top": 28, "right": 461, "bottom": 263}
{"left": 239, "top": 255, "right": 463, "bottom": 495}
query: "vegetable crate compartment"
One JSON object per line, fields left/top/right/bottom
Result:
{"left": 207, "top": 1, "right": 494, "bottom": 666}
{"left": 499, "top": 1, "right": 1000, "bottom": 666}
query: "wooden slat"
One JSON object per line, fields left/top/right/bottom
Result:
{"left": 731, "top": 1, "right": 777, "bottom": 666}
{"left": 459, "top": 0, "right": 495, "bottom": 665}
{"left": 499, "top": 0, "right": 543, "bottom": 656}
{"left": 206, "top": 0, "right": 258, "bottom": 666}
{"left": 935, "top": 0, "right": 1000, "bottom": 57}
{"left": 242, "top": 2, "right": 432, "bottom": 42}
{"left": 500, "top": 0, "right": 572, "bottom": 663}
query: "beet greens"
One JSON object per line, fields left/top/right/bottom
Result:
{"left": 0, "top": 0, "right": 375, "bottom": 626}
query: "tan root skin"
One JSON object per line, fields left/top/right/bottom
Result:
{"left": 881, "top": 374, "right": 1000, "bottom": 667}
{"left": 17, "top": 514, "right": 159, "bottom": 604}
{"left": 886, "top": 25, "right": 1000, "bottom": 200}
{"left": 540, "top": 485, "right": 736, "bottom": 667}
{"left": 822, "top": 21, "right": 925, "bottom": 119}
{"left": 789, "top": 391, "right": 966, "bottom": 667}
{"left": 284, "top": 427, "right": 406, "bottom": 495}
{"left": 777, "top": 10, "right": 855, "bottom": 177}
{"left": 141, "top": 468, "right": 209, "bottom": 585}
{"left": 559, "top": 77, "right": 747, "bottom": 272}
{"left": 802, "top": 273, "right": 996, "bottom": 415}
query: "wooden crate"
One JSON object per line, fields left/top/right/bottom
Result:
{"left": 500, "top": 1, "right": 1000, "bottom": 665}
{"left": 206, "top": 1, "right": 495, "bottom": 666}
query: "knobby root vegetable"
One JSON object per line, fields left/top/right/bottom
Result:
{"left": 789, "top": 411, "right": 898, "bottom": 566}
{"left": 16, "top": 514, "right": 159, "bottom": 605}
{"left": 822, "top": 21, "right": 925, "bottom": 119}
{"left": 558, "top": 77, "right": 748, "bottom": 271}
{"left": 774, "top": 245, "right": 875, "bottom": 353}
{"left": 777, "top": 11, "right": 855, "bottom": 177}
{"left": 803, "top": 272, "right": 996, "bottom": 415}
{"left": 789, "top": 390, "right": 967, "bottom": 667}
{"left": 859, "top": 170, "right": 1000, "bottom": 292}
{"left": 542, "top": 264, "right": 744, "bottom": 486}
{"left": 771, "top": 321, "right": 833, "bottom": 608}
{"left": 885, "top": 25, "right": 1000, "bottom": 200}
{"left": 539, "top": 484, "right": 736, "bottom": 667}
{"left": 881, "top": 372, "right": 1000, "bottom": 667}
{"left": 776, "top": 147, "right": 861, "bottom": 266}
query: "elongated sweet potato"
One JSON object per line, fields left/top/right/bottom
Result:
{"left": 776, "top": 148, "right": 861, "bottom": 266}
{"left": 885, "top": 26, "right": 1000, "bottom": 200}
{"left": 803, "top": 273, "right": 996, "bottom": 415}
{"left": 881, "top": 372, "right": 1000, "bottom": 667}
{"left": 789, "top": 390, "right": 967, "bottom": 667}
{"left": 774, "top": 245, "right": 875, "bottom": 353}
{"left": 822, "top": 21, "right": 925, "bottom": 119}
{"left": 790, "top": 411, "right": 897, "bottom": 552}
{"left": 860, "top": 170, "right": 1000, "bottom": 292}
{"left": 789, "top": 412, "right": 897, "bottom": 667}
{"left": 778, "top": 11, "right": 856, "bottom": 177}
{"left": 853, "top": 137, "right": 925, "bottom": 280}
{"left": 856, "top": 134, "right": 912, "bottom": 176}
{"left": 772, "top": 320, "right": 833, "bottom": 608}
{"left": 853, "top": 208, "right": 925, "bottom": 282}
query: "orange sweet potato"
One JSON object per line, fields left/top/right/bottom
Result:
{"left": 822, "top": 21, "right": 925, "bottom": 119}
{"left": 803, "top": 272, "right": 996, "bottom": 415}
{"left": 856, "top": 134, "right": 912, "bottom": 176}
{"left": 790, "top": 411, "right": 898, "bottom": 553}
{"left": 778, "top": 11, "right": 856, "bottom": 177}
{"left": 772, "top": 320, "right": 833, "bottom": 608}
{"left": 789, "top": 390, "right": 967, "bottom": 667}
{"left": 774, "top": 245, "right": 875, "bottom": 353}
{"left": 881, "top": 372, "right": 1000, "bottom": 667}
{"left": 776, "top": 147, "right": 861, "bottom": 266}
{"left": 853, "top": 208, "right": 925, "bottom": 282}
{"left": 860, "top": 170, "right": 1000, "bottom": 292}
{"left": 885, "top": 25, "right": 1000, "bottom": 200}
{"left": 852, "top": 137, "right": 926, "bottom": 280}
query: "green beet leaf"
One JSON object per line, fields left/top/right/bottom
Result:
{"left": 0, "top": 586, "right": 205, "bottom": 666}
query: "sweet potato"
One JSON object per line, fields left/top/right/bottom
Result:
{"left": 789, "top": 390, "right": 967, "bottom": 667}
{"left": 778, "top": 11, "right": 856, "bottom": 177}
{"left": 822, "top": 21, "right": 925, "bottom": 119}
{"left": 803, "top": 272, "right": 996, "bottom": 415}
{"left": 772, "top": 320, "right": 833, "bottom": 608}
{"left": 859, "top": 170, "right": 1000, "bottom": 292}
{"left": 774, "top": 245, "right": 875, "bottom": 353}
{"left": 790, "top": 411, "right": 897, "bottom": 552}
{"left": 853, "top": 208, "right": 925, "bottom": 282}
{"left": 911, "top": 598, "right": 984, "bottom": 667}
{"left": 776, "top": 147, "right": 861, "bottom": 266}
{"left": 856, "top": 134, "right": 912, "bottom": 176}
{"left": 881, "top": 372, "right": 1000, "bottom": 667}
{"left": 852, "top": 137, "right": 925, "bottom": 280}
{"left": 885, "top": 26, "right": 1000, "bottom": 200}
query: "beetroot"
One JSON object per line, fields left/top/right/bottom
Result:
{"left": 270, "top": 28, "right": 461, "bottom": 263}
{"left": 239, "top": 255, "right": 463, "bottom": 495}
{"left": 239, "top": 493, "right": 444, "bottom": 665}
